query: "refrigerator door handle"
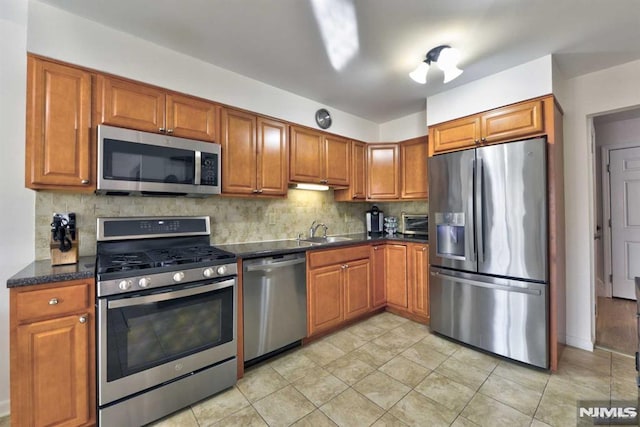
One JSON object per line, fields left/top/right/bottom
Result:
{"left": 430, "top": 271, "right": 542, "bottom": 296}
{"left": 471, "top": 158, "right": 478, "bottom": 262}
{"left": 476, "top": 157, "right": 485, "bottom": 263}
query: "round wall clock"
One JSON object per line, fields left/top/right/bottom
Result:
{"left": 315, "top": 108, "right": 332, "bottom": 129}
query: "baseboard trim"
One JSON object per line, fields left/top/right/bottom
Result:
{"left": 565, "top": 335, "right": 593, "bottom": 352}
{"left": 0, "top": 399, "right": 9, "bottom": 417}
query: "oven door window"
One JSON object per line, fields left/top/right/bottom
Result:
{"left": 106, "top": 284, "right": 233, "bottom": 382}
{"left": 103, "top": 138, "right": 195, "bottom": 184}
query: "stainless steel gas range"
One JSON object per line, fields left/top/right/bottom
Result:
{"left": 95, "top": 216, "right": 238, "bottom": 427}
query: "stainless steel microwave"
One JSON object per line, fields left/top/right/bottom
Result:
{"left": 400, "top": 213, "right": 428, "bottom": 236}
{"left": 97, "top": 125, "right": 221, "bottom": 197}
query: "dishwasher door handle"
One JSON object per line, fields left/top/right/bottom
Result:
{"left": 245, "top": 257, "right": 306, "bottom": 272}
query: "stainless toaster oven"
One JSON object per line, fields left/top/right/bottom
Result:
{"left": 400, "top": 213, "right": 428, "bottom": 236}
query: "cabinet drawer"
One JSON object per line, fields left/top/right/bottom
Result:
{"left": 15, "top": 281, "right": 92, "bottom": 323}
{"left": 308, "top": 244, "right": 370, "bottom": 269}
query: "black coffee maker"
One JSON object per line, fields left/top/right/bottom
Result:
{"left": 366, "top": 205, "right": 384, "bottom": 235}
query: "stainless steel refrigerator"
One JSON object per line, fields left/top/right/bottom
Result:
{"left": 428, "top": 137, "right": 548, "bottom": 368}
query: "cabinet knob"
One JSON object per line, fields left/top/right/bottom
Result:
{"left": 481, "top": 137, "right": 487, "bottom": 143}
{"left": 79, "top": 315, "right": 87, "bottom": 324}
{"left": 257, "top": 189, "right": 263, "bottom": 193}
{"left": 166, "top": 129, "right": 174, "bottom": 134}
{"left": 422, "top": 247, "right": 427, "bottom": 251}
{"left": 159, "top": 127, "right": 166, "bottom": 133}
{"left": 474, "top": 139, "right": 480, "bottom": 144}
{"left": 49, "top": 298, "right": 59, "bottom": 305}
{"left": 320, "top": 179, "right": 328, "bottom": 184}
{"left": 81, "top": 179, "right": 89, "bottom": 185}
{"left": 252, "top": 189, "right": 259, "bottom": 193}
{"left": 374, "top": 246, "right": 379, "bottom": 250}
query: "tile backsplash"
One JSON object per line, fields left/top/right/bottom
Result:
{"left": 35, "top": 191, "right": 427, "bottom": 259}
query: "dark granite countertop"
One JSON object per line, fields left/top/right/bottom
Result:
{"left": 7, "top": 234, "right": 428, "bottom": 287}
{"left": 216, "top": 233, "right": 428, "bottom": 259}
{"left": 6, "top": 256, "right": 96, "bottom": 288}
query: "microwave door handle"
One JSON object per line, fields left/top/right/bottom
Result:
{"left": 194, "top": 151, "right": 202, "bottom": 185}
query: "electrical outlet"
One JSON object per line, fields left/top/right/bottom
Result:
{"left": 268, "top": 212, "right": 277, "bottom": 225}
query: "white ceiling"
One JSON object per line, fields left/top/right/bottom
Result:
{"left": 37, "top": 0, "right": 640, "bottom": 123}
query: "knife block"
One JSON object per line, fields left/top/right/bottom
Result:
{"left": 50, "top": 235, "right": 79, "bottom": 266}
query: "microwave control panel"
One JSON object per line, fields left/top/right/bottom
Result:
{"left": 201, "top": 153, "right": 218, "bottom": 186}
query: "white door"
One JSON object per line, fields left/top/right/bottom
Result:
{"left": 610, "top": 146, "right": 640, "bottom": 299}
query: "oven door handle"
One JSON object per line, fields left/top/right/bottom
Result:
{"left": 107, "top": 279, "right": 234, "bottom": 309}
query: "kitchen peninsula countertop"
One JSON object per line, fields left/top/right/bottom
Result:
{"left": 6, "top": 256, "right": 96, "bottom": 288}
{"left": 216, "top": 233, "right": 428, "bottom": 259}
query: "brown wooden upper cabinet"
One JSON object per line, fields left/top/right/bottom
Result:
{"left": 96, "top": 75, "right": 220, "bottom": 142}
{"left": 367, "top": 143, "right": 400, "bottom": 200}
{"left": 221, "top": 107, "right": 288, "bottom": 196}
{"left": 289, "top": 126, "right": 350, "bottom": 186}
{"left": 25, "top": 56, "right": 94, "bottom": 191}
{"left": 429, "top": 98, "right": 544, "bottom": 155}
{"left": 334, "top": 140, "right": 366, "bottom": 201}
{"left": 400, "top": 136, "right": 428, "bottom": 199}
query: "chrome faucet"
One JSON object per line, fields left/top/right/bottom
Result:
{"left": 309, "top": 220, "right": 328, "bottom": 238}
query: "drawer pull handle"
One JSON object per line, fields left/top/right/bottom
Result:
{"left": 79, "top": 315, "right": 87, "bottom": 324}
{"left": 49, "top": 298, "right": 59, "bottom": 305}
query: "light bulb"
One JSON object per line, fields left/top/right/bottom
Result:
{"left": 409, "top": 61, "right": 429, "bottom": 84}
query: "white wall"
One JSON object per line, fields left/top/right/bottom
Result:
{"left": 426, "top": 55, "right": 554, "bottom": 126}
{"left": 27, "top": 0, "right": 379, "bottom": 143}
{"left": 562, "top": 59, "right": 640, "bottom": 350}
{"left": 0, "top": 0, "right": 33, "bottom": 416}
{"left": 378, "top": 110, "right": 427, "bottom": 142}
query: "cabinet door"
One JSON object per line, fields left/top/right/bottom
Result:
{"left": 290, "top": 126, "right": 324, "bottom": 183}
{"left": 367, "top": 144, "right": 400, "bottom": 199}
{"left": 26, "top": 57, "right": 93, "bottom": 190}
{"left": 430, "top": 115, "right": 481, "bottom": 155}
{"left": 166, "top": 93, "right": 220, "bottom": 141}
{"left": 343, "top": 258, "right": 371, "bottom": 320}
{"left": 371, "top": 245, "right": 386, "bottom": 308}
{"left": 334, "top": 140, "right": 366, "bottom": 201}
{"left": 324, "top": 135, "right": 350, "bottom": 186}
{"left": 408, "top": 243, "right": 429, "bottom": 321}
{"left": 401, "top": 136, "right": 428, "bottom": 199}
{"left": 221, "top": 108, "right": 258, "bottom": 194}
{"left": 308, "top": 265, "right": 343, "bottom": 336}
{"left": 97, "top": 75, "right": 165, "bottom": 133}
{"left": 481, "top": 99, "right": 543, "bottom": 143}
{"left": 351, "top": 141, "right": 367, "bottom": 199}
{"left": 385, "top": 244, "right": 408, "bottom": 309}
{"left": 257, "top": 117, "right": 288, "bottom": 195}
{"left": 15, "top": 314, "right": 91, "bottom": 427}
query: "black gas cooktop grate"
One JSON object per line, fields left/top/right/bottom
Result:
{"left": 97, "top": 246, "right": 235, "bottom": 274}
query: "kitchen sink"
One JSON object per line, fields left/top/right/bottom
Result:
{"left": 298, "top": 236, "right": 353, "bottom": 245}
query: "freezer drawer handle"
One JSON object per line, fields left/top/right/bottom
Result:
{"left": 430, "top": 271, "right": 542, "bottom": 296}
{"left": 245, "top": 257, "right": 305, "bottom": 272}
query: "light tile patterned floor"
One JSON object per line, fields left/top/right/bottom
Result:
{"left": 143, "top": 311, "right": 637, "bottom": 427}
{"left": 1, "top": 312, "right": 633, "bottom": 427}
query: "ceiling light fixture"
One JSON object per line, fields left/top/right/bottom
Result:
{"left": 409, "top": 45, "right": 463, "bottom": 84}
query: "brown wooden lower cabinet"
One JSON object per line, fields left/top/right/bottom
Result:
{"left": 10, "top": 279, "right": 96, "bottom": 427}
{"left": 383, "top": 242, "right": 430, "bottom": 323}
{"left": 407, "top": 242, "right": 430, "bottom": 322}
{"left": 307, "top": 245, "right": 372, "bottom": 337}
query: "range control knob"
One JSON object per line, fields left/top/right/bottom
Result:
{"left": 138, "top": 277, "right": 151, "bottom": 288}
{"left": 118, "top": 280, "right": 132, "bottom": 291}
{"left": 203, "top": 267, "right": 214, "bottom": 278}
{"left": 216, "top": 265, "right": 227, "bottom": 276}
{"left": 173, "top": 272, "right": 185, "bottom": 282}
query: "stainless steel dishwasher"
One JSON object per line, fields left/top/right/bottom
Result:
{"left": 243, "top": 253, "right": 307, "bottom": 363}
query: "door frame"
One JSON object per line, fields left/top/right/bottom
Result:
{"left": 601, "top": 142, "right": 640, "bottom": 299}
